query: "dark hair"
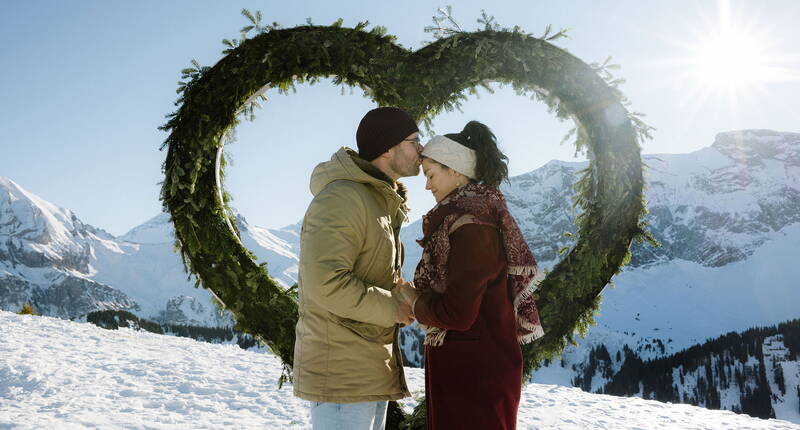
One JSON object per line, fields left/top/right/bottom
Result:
{"left": 445, "top": 121, "right": 509, "bottom": 186}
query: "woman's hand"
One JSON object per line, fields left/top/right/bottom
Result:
{"left": 395, "top": 301, "right": 414, "bottom": 325}
{"left": 392, "top": 279, "right": 417, "bottom": 325}
{"left": 394, "top": 280, "right": 420, "bottom": 306}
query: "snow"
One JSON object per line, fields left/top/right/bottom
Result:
{"left": 119, "top": 213, "right": 174, "bottom": 244}
{"left": 238, "top": 219, "right": 299, "bottom": 288}
{"left": 2, "top": 311, "right": 799, "bottom": 429}
{"left": 532, "top": 359, "right": 575, "bottom": 387}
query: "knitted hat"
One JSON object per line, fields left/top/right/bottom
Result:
{"left": 356, "top": 107, "right": 419, "bottom": 161}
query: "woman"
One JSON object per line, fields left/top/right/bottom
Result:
{"left": 395, "top": 121, "right": 544, "bottom": 429}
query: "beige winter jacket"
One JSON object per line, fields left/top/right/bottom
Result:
{"left": 293, "top": 147, "right": 410, "bottom": 403}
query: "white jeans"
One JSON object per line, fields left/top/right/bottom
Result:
{"left": 309, "top": 400, "right": 388, "bottom": 430}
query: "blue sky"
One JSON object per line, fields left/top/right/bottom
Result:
{"left": 1, "top": 1, "right": 799, "bottom": 235}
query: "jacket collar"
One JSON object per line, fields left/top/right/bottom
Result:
{"left": 309, "top": 147, "right": 410, "bottom": 218}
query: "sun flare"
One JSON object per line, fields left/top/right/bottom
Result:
{"left": 688, "top": 27, "right": 771, "bottom": 89}
{"left": 681, "top": 1, "right": 796, "bottom": 91}
{"left": 665, "top": 0, "right": 797, "bottom": 117}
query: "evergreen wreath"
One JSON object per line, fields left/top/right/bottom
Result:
{"left": 160, "top": 8, "right": 656, "bottom": 427}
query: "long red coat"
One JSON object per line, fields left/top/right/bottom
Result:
{"left": 414, "top": 223, "right": 523, "bottom": 430}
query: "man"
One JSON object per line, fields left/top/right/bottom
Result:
{"left": 293, "top": 107, "right": 423, "bottom": 429}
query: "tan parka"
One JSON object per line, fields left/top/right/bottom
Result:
{"left": 293, "top": 147, "right": 410, "bottom": 403}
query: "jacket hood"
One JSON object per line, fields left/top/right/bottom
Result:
{"left": 310, "top": 147, "right": 409, "bottom": 209}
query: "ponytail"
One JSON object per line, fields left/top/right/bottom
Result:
{"left": 444, "top": 121, "right": 508, "bottom": 186}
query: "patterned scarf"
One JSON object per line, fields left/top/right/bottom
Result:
{"left": 414, "top": 183, "right": 545, "bottom": 346}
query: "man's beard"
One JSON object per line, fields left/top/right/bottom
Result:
{"left": 393, "top": 158, "right": 420, "bottom": 178}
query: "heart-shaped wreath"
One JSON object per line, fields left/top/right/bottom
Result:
{"left": 160, "top": 9, "right": 653, "bottom": 427}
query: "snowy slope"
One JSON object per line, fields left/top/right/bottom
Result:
{"left": 583, "top": 320, "right": 800, "bottom": 423}
{"left": 765, "top": 335, "right": 800, "bottom": 422}
{"left": 2, "top": 310, "right": 799, "bottom": 430}
{"left": 234, "top": 215, "right": 300, "bottom": 287}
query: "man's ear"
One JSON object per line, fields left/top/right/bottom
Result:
{"left": 379, "top": 147, "right": 395, "bottom": 160}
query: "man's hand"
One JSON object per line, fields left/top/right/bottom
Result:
{"left": 394, "top": 281, "right": 419, "bottom": 306}
{"left": 392, "top": 279, "right": 419, "bottom": 325}
{"left": 395, "top": 301, "right": 414, "bottom": 325}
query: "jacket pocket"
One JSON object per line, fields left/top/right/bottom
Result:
{"left": 333, "top": 315, "right": 395, "bottom": 345}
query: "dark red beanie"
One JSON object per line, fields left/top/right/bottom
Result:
{"left": 356, "top": 107, "right": 419, "bottom": 161}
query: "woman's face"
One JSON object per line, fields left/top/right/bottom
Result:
{"left": 422, "top": 158, "right": 467, "bottom": 203}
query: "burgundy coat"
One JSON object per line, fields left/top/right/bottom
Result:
{"left": 414, "top": 223, "right": 523, "bottom": 430}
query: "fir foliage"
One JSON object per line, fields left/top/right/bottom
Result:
{"left": 16, "top": 303, "right": 36, "bottom": 315}
{"left": 159, "top": 8, "right": 652, "bottom": 427}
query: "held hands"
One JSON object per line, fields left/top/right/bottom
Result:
{"left": 395, "top": 301, "right": 414, "bottom": 326}
{"left": 393, "top": 278, "right": 421, "bottom": 325}
{"left": 395, "top": 281, "right": 420, "bottom": 307}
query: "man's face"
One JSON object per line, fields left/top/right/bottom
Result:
{"left": 388, "top": 132, "right": 423, "bottom": 178}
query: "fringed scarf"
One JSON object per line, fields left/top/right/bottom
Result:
{"left": 414, "top": 183, "right": 545, "bottom": 346}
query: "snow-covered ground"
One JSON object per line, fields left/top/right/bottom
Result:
{"left": 2, "top": 311, "right": 798, "bottom": 429}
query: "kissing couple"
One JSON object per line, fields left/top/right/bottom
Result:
{"left": 293, "top": 107, "right": 543, "bottom": 430}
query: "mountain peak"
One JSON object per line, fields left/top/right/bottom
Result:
{"left": 0, "top": 178, "right": 96, "bottom": 272}
{"left": 1, "top": 176, "right": 78, "bottom": 243}
{"left": 711, "top": 130, "right": 800, "bottom": 164}
{"left": 119, "top": 212, "right": 173, "bottom": 244}
{"left": 0, "top": 176, "right": 17, "bottom": 189}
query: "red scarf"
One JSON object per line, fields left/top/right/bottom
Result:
{"left": 414, "top": 183, "right": 544, "bottom": 346}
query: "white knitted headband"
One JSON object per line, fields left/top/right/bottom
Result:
{"left": 421, "top": 135, "right": 478, "bottom": 180}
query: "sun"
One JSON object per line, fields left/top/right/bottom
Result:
{"left": 687, "top": 27, "right": 771, "bottom": 89}
{"left": 663, "top": 0, "right": 796, "bottom": 116}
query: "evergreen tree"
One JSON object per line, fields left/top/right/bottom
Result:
{"left": 773, "top": 364, "right": 786, "bottom": 395}
{"left": 778, "top": 319, "right": 800, "bottom": 359}
{"left": 17, "top": 303, "right": 37, "bottom": 315}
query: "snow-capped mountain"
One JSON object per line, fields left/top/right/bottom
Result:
{"left": 3, "top": 310, "right": 799, "bottom": 429}
{"left": 0, "top": 177, "right": 139, "bottom": 319}
{"left": 0, "top": 179, "right": 299, "bottom": 326}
